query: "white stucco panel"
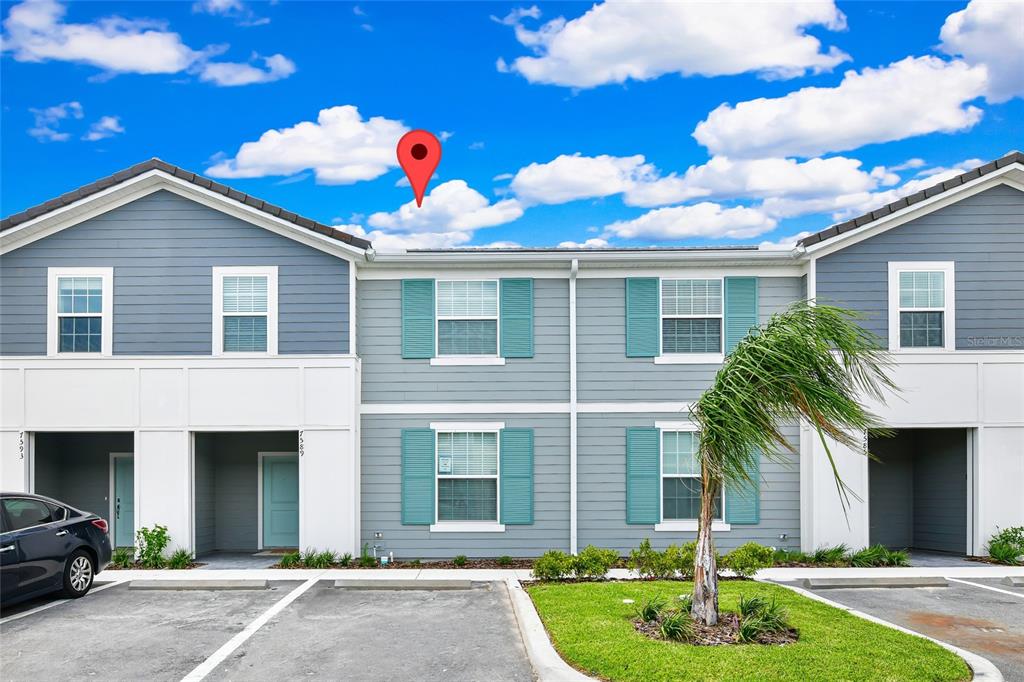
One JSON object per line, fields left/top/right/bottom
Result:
{"left": 188, "top": 367, "right": 300, "bottom": 427}
{"left": 977, "top": 426, "right": 1024, "bottom": 553}
{"left": 0, "top": 431, "right": 27, "bottom": 492}
{"left": 136, "top": 430, "right": 191, "bottom": 552}
{"left": 300, "top": 429, "right": 357, "bottom": 554}
{"left": 25, "top": 368, "right": 136, "bottom": 428}
{"left": 982, "top": 363, "right": 1024, "bottom": 424}
{"left": 139, "top": 368, "right": 186, "bottom": 426}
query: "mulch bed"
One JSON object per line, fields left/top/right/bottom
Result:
{"left": 633, "top": 613, "right": 798, "bottom": 647}
{"left": 273, "top": 558, "right": 536, "bottom": 570}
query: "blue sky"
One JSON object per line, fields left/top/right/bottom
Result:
{"left": 2, "top": 0, "right": 1021, "bottom": 251}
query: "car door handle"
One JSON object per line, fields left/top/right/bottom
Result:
{"left": 55, "top": 530, "right": 69, "bottom": 537}
{"left": 0, "top": 545, "right": 14, "bottom": 553}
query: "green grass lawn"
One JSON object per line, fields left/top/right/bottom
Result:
{"left": 527, "top": 580, "right": 970, "bottom": 682}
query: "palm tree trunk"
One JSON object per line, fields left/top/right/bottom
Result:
{"left": 692, "top": 476, "right": 719, "bottom": 625}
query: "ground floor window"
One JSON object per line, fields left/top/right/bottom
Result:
{"left": 661, "top": 430, "right": 722, "bottom": 521}
{"left": 436, "top": 431, "right": 498, "bottom": 522}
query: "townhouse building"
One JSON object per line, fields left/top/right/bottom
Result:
{"left": 1, "top": 153, "right": 1021, "bottom": 560}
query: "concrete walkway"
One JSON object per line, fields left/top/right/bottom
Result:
{"left": 97, "top": 564, "right": 1024, "bottom": 584}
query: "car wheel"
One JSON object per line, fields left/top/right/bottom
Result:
{"left": 62, "top": 550, "right": 95, "bottom": 598}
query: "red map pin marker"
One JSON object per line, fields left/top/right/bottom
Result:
{"left": 397, "top": 130, "right": 441, "bottom": 207}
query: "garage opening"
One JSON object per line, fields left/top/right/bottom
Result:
{"left": 33, "top": 432, "right": 135, "bottom": 548}
{"left": 193, "top": 431, "right": 299, "bottom": 557}
{"left": 868, "top": 428, "right": 969, "bottom": 555}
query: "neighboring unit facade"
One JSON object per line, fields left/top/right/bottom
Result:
{"left": 2, "top": 154, "right": 1021, "bottom": 559}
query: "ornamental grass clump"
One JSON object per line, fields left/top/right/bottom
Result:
{"left": 659, "top": 609, "right": 695, "bottom": 642}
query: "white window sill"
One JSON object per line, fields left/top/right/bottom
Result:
{"left": 429, "top": 522, "right": 506, "bottom": 533}
{"left": 654, "top": 353, "right": 724, "bottom": 365}
{"left": 430, "top": 356, "right": 506, "bottom": 366}
{"left": 654, "top": 521, "right": 731, "bottom": 532}
{"left": 889, "top": 348, "right": 956, "bottom": 354}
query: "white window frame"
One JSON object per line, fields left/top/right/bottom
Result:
{"left": 212, "top": 266, "right": 278, "bottom": 356}
{"left": 655, "top": 277, "right": 725, "bottom": 365}
{"left": 653, "top": 421, "right": 729, "bottom": 532}
{"left": 429, "top": 421, "right": 505, "bottom": 533}
{"left": 47, "top": 267, "right": 114, "bottom": 357}
{"left": 431, "top": 279, "right": 504, "bottom": 366}
{"left": 887, "top": 261, "right": 955, "bottom": 352}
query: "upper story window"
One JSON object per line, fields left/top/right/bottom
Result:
{"left": 660, "top": 279, "right": 723, "bottom": 355}
{"left": 47, "top": 267, "right": 113, "bottom": 356}
{"left": 213, "top": 266, "right": 278, "bottom": 355}
{"left": 888, "top": 262, "right": 955, "bottom": 351}
{"left": 436, "top": 430, "right": 499, "bottom": 523}
{"left": 661, "top": 430, "right": 722, "bottom": 522}
{"left": 436, "top": 280, "right": 498, "bottom": 356}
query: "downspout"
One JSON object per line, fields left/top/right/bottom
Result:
{"left": 569, "top": 258, "right": 579, "bottom": 555}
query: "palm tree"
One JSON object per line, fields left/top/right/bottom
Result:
{"left": 689, "top": 301, "right": 896, "bottom": 625}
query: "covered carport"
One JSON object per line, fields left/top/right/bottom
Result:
{"left": 32, "top": 432, "right": 135, "bottom": 547}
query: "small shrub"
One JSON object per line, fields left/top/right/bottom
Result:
{"left": 167, "top": 548, "right": 193, "bottom": 569}
{"left": 724, "top": 542, "right": 774, "bottom": 578}
{"left": 738, "top": 595, "right": 769, "bottom": 619}
{"left": 664, "top": 542, "right": 696, "bottom": 579}
{"left": 497, "top": 555, "right": 514, "bottom": 567}
{"left": 634, "top": 595, "right": 667, "bottom": 622}
{"left": 452, "top": 554, "right": 468, "bottom": 567}
{"left": 737, "top": 594, "right": 790, "bottom": 642}
{"left": 136, "top": 525, "right": 170, "bottom": 569}
{"left": 628, "top": 539, "right": 673, "bottom": 579}
{"left": 305, "top": 550, "right": 335, "bottom": 569}
{"left": 110, "top": 547, "right": 135, "bottom": 569}
{"left": 772, "top": 548, "right": 812, "bottom": 564}
{"left": 738, "top": 613, "right": 770, "bottom": 642}
{"left": 532, "top": 550, "right": 573, "bottom": 580}
{"left": 988, "top": 540, "right": 1022, "bottom": 565}
{"left": 337, "top": 552, "right": 353, "bottom": 567}
{"left": 811, "top": 544, "right": 850, "bottom": 565}
{"left": 358, "top": 543, "right": 376, "bottom": 568}
{"left": 659, "top": 609, "right": 694, "bottom": 642}
{"left": 849, "top": 544, "right": 910, "bottom": 567}
{"left": 572, "top": 545, "right": 618, "bottom": 580}
{"left": 279, "top": 551, "right": 301, "bottom": 568}
{"left": 886, "top": 548, "right": 910, "bottom": 567}
{"left": 991, "top": 526, "right": 1024, "bottom": 550}
{"left": 301, "top": 547, "right": 319, "bottom": 566}
{"left": 409, "top": 558, "right": 422, "bottom": 567}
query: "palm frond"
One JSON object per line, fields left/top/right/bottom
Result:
{"left": 692, "top": 301, "right": 897, "bottom": 518}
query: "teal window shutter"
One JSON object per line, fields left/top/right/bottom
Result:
{"left": 725, "top": 452, "right": 760, "bottom": 525}
{"left": 500, "top": 428, "right": 534, "bottom": 524}
{"left": 401, "top": 428, "right": 435, "bottom": 525}
{"left": 402, "top": 279, "right": 435, "bottom": 359}
{"left": 626, "top": 278, "right": 660, "bottom": 357}
{"left": 626, "top": 427, "right": 660, "bottom": 524}
{"left": 500, "top": 279, "right": 534, "bottom": 358}
{"left": 724, "top": 277, "right": 758, "bottom": 354}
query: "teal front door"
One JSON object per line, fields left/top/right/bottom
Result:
{"left": 262, "top": 454, "right": 299, "bottom": 548}
{"left": 113, "top": 456, "right": 134, "bottom": 548}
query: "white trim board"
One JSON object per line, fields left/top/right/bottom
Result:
{"left": 359, "top": 402, "right": 695, "bottom": 415}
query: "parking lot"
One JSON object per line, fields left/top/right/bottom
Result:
{"left": 799, "top": 578, "right": 1024, "bottom": 680}
{"left": 0, "top": 580, "right": 533, "bottom": 682}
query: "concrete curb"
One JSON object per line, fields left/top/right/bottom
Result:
{"left": 768, "top": 580, "right": 1003, "bottom": 681}
{"left": 333, "top": 579, "right": 476, "bottom": 590}
{"left": 505, "top": 579, "right": 595, "bottom": 682}
{"left": 802, "top": 576, "right": 948, "bottom": 589}
{"left": 129, "top": 579, "right": 269, "bottom": 590}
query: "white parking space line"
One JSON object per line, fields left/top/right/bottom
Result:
{"left": 180, "top": 577, "right": 320, "bottom": 682}
{"left": 0, "top": 580, "right": 125, "bottom": 626}
{"left": 947, "top": 577, "right": 1024, "bottom": 600}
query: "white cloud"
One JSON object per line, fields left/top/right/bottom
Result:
{"left": 438, "top": 131, "right": 454, "bottom": 142}
{"left": 207, "top": 105, "right": 408, "bottom": 184}
{"left": 27, "top": 100, "right": 82, "bottom": 141}
{"left": 500, "top": 0, "right": 848, "bottom": 88}
{"left": 603, "top": 203, "right": 777, "bottom": 241}
{"left": 470, "top": 141, "right": 486, "bottom": 151}
{"left": 491, "top": 6, "right": 541, "bottom": 26}
{"left": 758, "top": 231, "right": 813, "bottom": 250}
{"left": 192, "top": 0, "right": 269, "bottom": 26}
{"left": 2, "top": 0, "right": 289, "bottom": 83}
{"left": 693, "top": 56, "right": 987, "bottom": 158}
{"left": 558, "top": 238, "right": 609, "bottom": 248}
{"left": 940, "top": 0, "right": 1024, "bottom": 103}
{"left": 368, "top": 180, "right": 524, "bottom": 231}
{"left": 82, "top": 115, "right": 124, "bottom": 141}
{"left": 198, "top": 53, "right": 295, "bottom": 86}
{"left": 510, "top": 153, "right": 655, "bottom": 205}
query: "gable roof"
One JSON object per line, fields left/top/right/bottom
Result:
{"left": 798, "top": 151, "right": 1024, "bottom": 248}
{"left": 0, "top": 158, "right": 372, "bottom": 250}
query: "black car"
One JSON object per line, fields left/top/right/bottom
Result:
{"left": 1, "top": 492, "right": 112, "bottom": 605}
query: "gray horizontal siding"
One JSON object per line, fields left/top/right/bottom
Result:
{"left": 358, "top": 279, "right": 569, "bottom": 403}
{"left": 816, "top": 184, "right": 1024, "bottom": 349}
{"left": 0, "top": 190, "right": 350, "bottom": 356}
{"left": 577, "top": 276, "right": 803, "bottom": 402}
{"left": 578, "top": 414, "right": 801, "bottom": 553}
{"left": 360, "top": 414, "right": 569, "bottom": 557}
